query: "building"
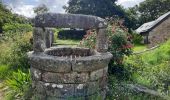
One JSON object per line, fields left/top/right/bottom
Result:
{"left": 136, "top": 11, "right": 170, "bottom": 47}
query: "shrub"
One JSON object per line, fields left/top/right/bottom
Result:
{"left": 79, "top": 30, "right": 96, "bottom": 49}
{"left": 132, "top": 32, "right": 143, "bottom": 44}
{"left": 79, "top": 23, "right": 133, "bottom": 76}
{"left": 3, "top": 23, "right": 32, "bottom": 33}
{"left": 10, "top": 32, "right": 33, "bottom": 68}
{"left": 2, "top": 23, "right": 32, "bottom": 39}
{"left": 107, "top": 25, "right": 133, "bottom": 65}
{"left": 0, "top": 32, "right": 32, "bottom": 68}
{"left": 58, "top": 29, "right": 86, "bottom": 40}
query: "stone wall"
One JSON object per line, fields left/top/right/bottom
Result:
{"left": 148, "top": 17, "right": 170, "bottom": 47}
{"left": 28, "top": 50, "right": 112, "bottom": 99}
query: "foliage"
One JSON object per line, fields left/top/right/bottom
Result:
{"left": 107, "top": 25, "right": 133, "bottom": 65}
{"left": 79, "top": 21, "right": 133, "bottom": 75}
{"left": 2, "top": 23, "right": 32, "bottom": 39}
{"left": 79, "top": 30, "right": 96, "bottom": 49}
{"left": 0, "top": 2, "right": 30, "bottom": 32}
{"left": 3, "top": 23, "right": 32, "bottom": 33}
{"left": 64, "top": 0, "right": 125, "bottom": 18}
{"left": 124, "top": 0, "right": 170, "bottom": 29}
{"left": 137, "top": 0, "right": 170, "bottom": 24}
{"left": 107, "top": 76, "right": 164, "bottom": 100}
{"left": 131, "top": 32, "right": 143, "bottom": 44}
{"left": 0, "top": 65, "right": 11, "bottom": 79}
{"left": 58, "top": 29, "right": 86, "bottom": 40}
{"left": 0, "top": 21, "right": 32, "bottom": 100}
{"left": 5, "top": 69, "right": 31, "bottom": 100}
{"left": 124, "top": 40, "right": 170, "bottom": 96}
{"left": 0, "top": 32, "right": 33, "bottom": 68}
{"left": 34, "top": 4, "right": 49, "bottom": 15}
{"left": 124, "top": 6, "right": 141, "bottom": 29}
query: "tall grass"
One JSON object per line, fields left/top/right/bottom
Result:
{"left": 0, "top": 32, "right": 32, "bottom": 68}
{"left": 124, "top": 40, "right": 170, "bottom": 96}
{"left": 0, "top": 32, "right": 32, "bottom": 99}
{"left": 0, "top": 65, "right": 11, "bottom": 79}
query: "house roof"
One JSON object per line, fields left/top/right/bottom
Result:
{"left": 136, "top": 11, "right": 170, "bottom": 34}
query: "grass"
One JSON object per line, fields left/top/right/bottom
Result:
{"left": 0, "top": 65, "right": 11, "bottom": 80}
{"left": 132, "top": 43, "right": 147, "bottom": 52}
{"left": 54, "top": 39, "right": 80, "bottom": 46}
{"left": 107, "top": 76, "right": 164, "bottom": 100}
{"left": 124, "top": 39, "right": 170, "bottom": 97}
{"left": 0, "top": 32, "right": 32, "bottom": 99}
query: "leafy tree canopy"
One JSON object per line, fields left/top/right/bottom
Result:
{"left": 0, "top": 2, "right": 29, "bottom": 33}
{"left": 64, "top": 0, "right": 125, "bottom": 18}
{"left": 125, "top": 0, "right": 170, "bottom": 29}
{"left": 33, "top": 4, "right": 49, "bottom": 15}
{"left": 138, "top": 0, "right": 170, "bottom": 23}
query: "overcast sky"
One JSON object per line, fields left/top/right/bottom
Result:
{"left": 2, "top": 0, "right": 144, "bottom": 18}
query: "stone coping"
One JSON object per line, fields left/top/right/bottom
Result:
{"left": 28, "top": 50, "right": 112, "bottom": 63}
{"left": 28, "top": 47, "right": 112, "bottom": 73}
{"left": 34, "top": 13, "right": 107, "bottom": 29}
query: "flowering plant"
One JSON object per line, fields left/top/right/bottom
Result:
{"left": 79, "top": 30, "right": 96, "bottom": 49}
{"left": 79, "top": 20, "right": 133, "bottom": 65}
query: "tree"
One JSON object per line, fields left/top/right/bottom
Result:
{"left": 0, "top": 2, "right": 30, "bottom": 33}
{"left": 123, "top": 0, "right": 170, "bottom": 30}
{"left": 64, "top": 0, "right": 125, "bottom": 18}
{"left": 124, "top": 6, "right": 140, "bottom": 30}
{"left": 137, "top": 0, "right": 170, "bottom": 24}
{"left": 33, "top": 4, "right": 49, "bottom": 15}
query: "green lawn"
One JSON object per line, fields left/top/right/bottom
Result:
{"left": 54, "top": 39, "right": 80, "bottom": 46}
{"left": 133, "top": 44, "right": 147, "bottom": 52}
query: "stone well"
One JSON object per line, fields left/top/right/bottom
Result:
{"left": 28, "top": 13, "right": 112, "bottom": 100}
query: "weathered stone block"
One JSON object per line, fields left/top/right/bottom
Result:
{"left": 90, "top": 67, "right": 108, "bottom": 81}
{"left": 31, "top": 93, "right": 47, "bottom": 100}
{"left": 30, "top": 67, "right": 42, "bottom": 81}
{"left": 96, "top": 29, "right": 108, "bottom": 53}
{"left": 98, "top": 76, "right": 108, "bottom": 89}
{"left": 74, "top": 81, "right": 103, "bottom": 97}
{"left": 33, "top": 28, "right": 46, "bottom": 52}
{"left": 44, "top": 28, "right": 54, "bottom": 48}
{"left": 42, "top": 72, "right": 89, "bottom": 83}
{"left": 35, "top": 13, "right": 107, "bottom": 29}
{"left": 29, "top": 54, "right": 72, "bottom": 73}
{"left": 33, "top": 81, "right": 46, "bottom": 95}
{"left": 45, "top": 83, "right": 75, "bottom": 98}
{"left": 72, "top": 55, "right": 111, "bottom": 72}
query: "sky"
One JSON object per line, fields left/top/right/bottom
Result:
{"left": 2, "top": 0, "right": 145, "bottom": 18}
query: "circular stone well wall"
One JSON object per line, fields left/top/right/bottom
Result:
{"left": 28, "top": 47, "right": 112, "bottom": 99}
{"left": 28, "top": 13, "right": 112, "bottom": 100}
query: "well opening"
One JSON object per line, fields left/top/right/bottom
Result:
{"left": 44, "top": 47, "right": 95, "bottom": 57}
